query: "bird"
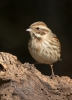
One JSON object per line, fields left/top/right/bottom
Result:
{"left": 26, "top": 21, "right": 61, "bottom": 77}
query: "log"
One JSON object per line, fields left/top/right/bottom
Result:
{"left": 0, "top": 52, "right": 72, "bottom": 100}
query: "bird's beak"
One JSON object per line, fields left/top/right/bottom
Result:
{"left": 26, "top": 28, "right": 32, "bottom": 32}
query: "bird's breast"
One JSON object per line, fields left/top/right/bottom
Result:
{"left": 28, "top": 39, "right": 60, "bottom": 64}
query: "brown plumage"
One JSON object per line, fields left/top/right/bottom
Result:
{"left": 26, "top": 21, "right": 61, "bottom": 77}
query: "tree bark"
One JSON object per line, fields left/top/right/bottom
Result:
{"left": 0, "top": 52, "right": 72, "bottom": 100}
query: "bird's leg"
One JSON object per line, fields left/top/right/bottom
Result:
{"left": 50, "top": 64, "right": 54, "bottom": 77}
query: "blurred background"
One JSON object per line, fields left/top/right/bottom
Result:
{"left": 0, "top": 0, "right": 72, "bottom": 77}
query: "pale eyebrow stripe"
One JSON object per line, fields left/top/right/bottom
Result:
{"left": 36, "top": 25, "right": 50, "bottom": 30}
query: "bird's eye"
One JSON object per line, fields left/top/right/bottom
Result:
{"left": 36, "top": 27, "right": 39, "bottom": 30}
